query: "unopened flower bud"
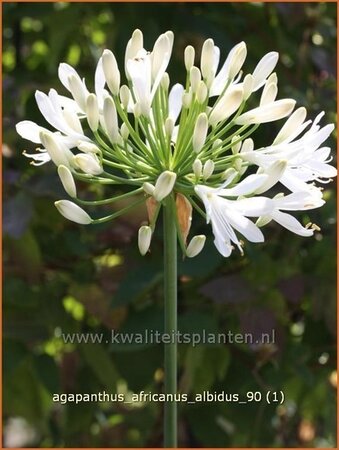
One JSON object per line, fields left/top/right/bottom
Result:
{"left": 74, "top": 153, "right": 103, "bottom": 175}
{"left": 273, "top": 107, "right": 307, "bottom": 145}
{"left": 221, "top": 167, "right": 237, "bottom": 181}
{"left": 102, "top": 49, "right": 120, "bottom": 96}
{"left": 55, "top": 200, "right": 92, "bottom": 224}
{"left": 184, "top": 45, "right": 195, "bottom": 71}
{"left": 231, "top": 136, "right": 241, "bottom": 154}
{"left": 165, "top": 117, "right": 174, "bottom": 137}
{"left": 103, "top": 96, "right": 120, "bottom": 144}
{"left": 193, "top": 113, "right": 208, "bottom": 153}
{"left": 86, "top": 94, "right": 99, "bottom": 132}
{"left": 252, "top": 51, "right": 279, "bottom": 92}
{"left": 153, "top": 171, "right": 177, "bottom": 201}
{"left": 186, "top": 235, "right": 206, "bottom": 258}
{"left": 201, "top": 39, "right": 215, "bottom": 80}
{"left": 192, "top": 159, "right": 202, "bottom": 178}
{"left": 143, "top": 182, "right": 155, "bottom": 196}
{"left": 228, "top": 42, "right": 247, "bottom": 79}
{"left": 120, "top": 123, "right": 129, "bottom": 141}
{"left": 212, "top": 139, "right": 223, "bottom": 150}
{"left": 138, "top": 225, "right": 152, "bottom": 256}
{"left": 240, "top": 138, "right": 254, "bottom": 153}
{"left": 182, "top": 91, "right": 192, "bottom": 109}
{"left": 209, "top": 85, "right": 244, "bottom": 126}
{"left": 235, "top": 99, "right": 296, "bottom": 126}
{"left": 119, "top": 85, "right": 130, "bottom": 110}
{"left": 203, "top": 159, "right": 215, "bottom": 180}
{"left": 243, "top": 74, "right": 253, "bottom": 100}
{"left": 196, "top": 81, "right": 208, "bottom": 104}
{"left": 58, "top": 165, "right": 77, "bottom": 198}
{"left": 133, "top": 102, "right": 142, "bottom": 118}
{"left": 190, "top": 66, "right": 201, "bottom": 93}
{"left": 260, "top": 81, "right": 278, "bottom": 106}
{"left": 234, "top": 158, "right": 242, "bottom": 172}
{"left": 161, "top": 72, "right": 170, "bottom": 90}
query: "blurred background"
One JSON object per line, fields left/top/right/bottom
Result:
{"left": 2, "top": 2, "right": 337, "bottom": 448}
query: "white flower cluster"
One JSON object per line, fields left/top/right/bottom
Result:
{"left": 17, "top": 29, "right": 336, "bottom": 257}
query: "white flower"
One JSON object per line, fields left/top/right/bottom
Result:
{"left": 126, "top": 30, "right": 173, "bottom": 117}
{"left": 257, "top": 191, "right": 325, "bottom": 236}
{"left": 210, "top": 42, "right": 247, "bottom": 97}
{"left": 40, "top": 131, "right": 74, "bottom": 167}
{"left": 241, "top": 112, "right": 336, "bottom": 192}
{"left": 195, "top": 174, "right": 273, "bottom": 256}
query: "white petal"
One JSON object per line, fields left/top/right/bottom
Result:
{"left": 210, "top": 42, "right": 247, "bottom": 97}
{"left": 151, "top": 34, "right": 171, "bottom": 81}
{"left": 58, "top": 63, "right": 80, "bottom": 91}
{"left": 95, "top": 56, "right": 106, "bottom": 107}
{"left": 306, "top": 124, "right": 335, "bottom": 152}
{"left": 271, "top": 210, "right": 313, "bottom": 236}
{"left": 219, "top": 174, "right": 268, "bottom": 196}
{"left": 125, "top": 29, "right": 144, "bottom": 75}
{"left": 225, "top": 208, "right": 265, "bottom": 243}
{"left": 209, "top": 85, "right": 244, "bottom": 126}
{"left": 233, "top": 197, "right": 273, "bottom": 217}
{"left": 274, "top": 191, "right": 324, "bottom": 211}
{"left": 16, "top": 121, "right": 45, "bottom": 143}
{"left": 273, "top": 107, "right": 307, "bottom": 145}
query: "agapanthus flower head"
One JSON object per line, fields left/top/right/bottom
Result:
{"left": 17, "top": 29, "right": 336, "bottom": 257}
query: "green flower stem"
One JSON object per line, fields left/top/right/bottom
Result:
{"left": 163, "top": 197, "right": 178, "bottom": 448}
{"left": 76, "top": 187, "right": 143, "bottom": 206}
{"left": 91, "top": 197, "right": 145, "bottom": 224}
{"left": 188, "top": 196, "right": 207, "bottom": 219}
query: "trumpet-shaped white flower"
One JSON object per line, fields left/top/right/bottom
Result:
{"left": 195, "top": 174, "right": 273, "bottom": 256}
{"left": 126, "top": 30, "right": 173, "bottom": 117}
{"left": 241, "top": 112, "right": 336, "bottom": 192}
{"left": 257, "top": 190, "right": 325, "bottom": 236}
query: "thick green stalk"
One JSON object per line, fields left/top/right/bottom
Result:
{"left": 163, "top": 198, "right": 178, "bottom": 448}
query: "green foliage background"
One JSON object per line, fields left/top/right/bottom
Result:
{"left": 3, "top": 2, "right": 337, "bottom": 448}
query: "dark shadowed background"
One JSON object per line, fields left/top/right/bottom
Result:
{"left": 2, "top": 2, "right": 337, "bottom": 448}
